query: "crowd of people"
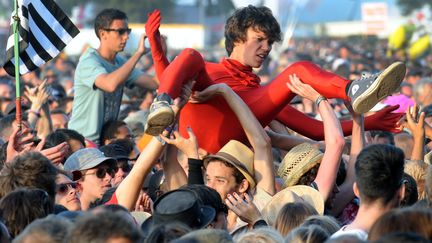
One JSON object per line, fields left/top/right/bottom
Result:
{"left": 0, "top": 4, "right": 431, "bottom": 243}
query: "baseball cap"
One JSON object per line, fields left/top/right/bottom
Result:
{"left": 64, "top": 148, "right": 116, "bottom": 172}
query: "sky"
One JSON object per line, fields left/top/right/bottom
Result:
{"left": 232, "top": 0, "right": 403, "bottom": 24}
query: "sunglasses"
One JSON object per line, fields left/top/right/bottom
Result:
{"left": 56, "top": 182, "right": 77, "bottom": 194}
{"left": 84, "top": 166, "right": 118, "bottom": 179}
{"left": 117, "top": 161, "right": 132, "bottom": 173}
{"left": 103, "top": 28, "right": 132, "bottom": 35}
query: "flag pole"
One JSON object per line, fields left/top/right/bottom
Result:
{"left": 13, "top": 0, "right": 22, "bottom": 129}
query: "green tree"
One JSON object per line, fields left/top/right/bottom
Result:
{"left": 396, "top": 0, "right": 432, "bottom": 16}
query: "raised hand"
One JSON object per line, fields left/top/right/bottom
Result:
{"left": 35, "top": 139, "right": 70, "bottom": 166}
{"left": 160, "top": 127, "right": 199, "bottom": 159}
{"left": 189, "top": 83, "right": 229, "bottom": 104}
{"left": 171, "top": 79, "right": 196, "bottom": 117}
{"left": 364, "top": 105, "right": 403, "bottom": 133}
{"left": 225, "top": 192, "right": 262, "bottom": 225}
{"left": 135, "top": 191, "right": 153, "bottom": 213}
{"left": 24, "top": 80, "right": 50, "bottom": 111}
{"left": 145, "top": 9, "right": 161, "bottom": 39}
{"left": 286, "top": 74, "right": 320, "bottom": 102}
{"left": 137, "top": 34, "right": 150, "bottom": 56}
{"left": 403, "top": 104, "right": 425, "bottom": 140}
{"left": 177, "top": 80, "right": 195, "bottom": 110}
{"left": 145, "top": 9, "right": 170, "bottom": 78}
{"left": 6, "top": 125, "right": 35, "bottom": 163}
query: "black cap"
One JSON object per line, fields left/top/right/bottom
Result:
{"left": 99, "top": 144, "right": 130, "bottom": 161}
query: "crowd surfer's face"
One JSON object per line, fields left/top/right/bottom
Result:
{"left": 231, "top": 28, "right": 272, "bottom": 68}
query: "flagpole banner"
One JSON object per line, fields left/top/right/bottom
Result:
{"left": 3, "top": 0, "right": 80, "bottom": 76}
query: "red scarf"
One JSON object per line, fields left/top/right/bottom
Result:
{"left": 221, "top": 58, "right": 261, "bottom": 88}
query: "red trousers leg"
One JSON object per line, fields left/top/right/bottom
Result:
{"left": 158, "top": 48, "right": 213, "bottom": 98}
{"left": 242, "top": 61, "right": 350, "bottom": 126}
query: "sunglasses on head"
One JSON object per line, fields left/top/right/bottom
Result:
{"left": 103, "top": 28, "right": 132, "bottom": 35}
{"left": 56, "top": 182, "right": 77, "bottom": 194}
{"left": 85, "top": 166, "right": 118, "bottom": 179}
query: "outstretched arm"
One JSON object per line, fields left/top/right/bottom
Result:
{"left": 276, "top": 104, "right": 402, "bottom": 140}
{"left": 115, "top": 81, "right": 193, "bottom": 209}
{"left": 114, "top": 135, "right": 166, "bottom": 210}
{"left": 162, "top": 142, "right": 188, "bottom": 190}
{"left": 145, "top": 9, "right": 170, "bottom": 79}
{"left": 287, "top": 74, "right": 345, "bottom": 202}
{"left": 95, "top": 33, "right": 151, "bottom": 92}
{"left": 330, "top": 102, "right": 364, "bottom": 216}
{"left": 191, "top": 83, "right": 275, "bottom": 195}
{"left": 24, "top": 81, "right": 52, "bottom": 137}
{"left": 402, "top": 104, "right": 425, "bottom": 161}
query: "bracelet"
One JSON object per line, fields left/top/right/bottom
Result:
{"left": 28, "top": 109, "right": 41, "bottom": 117}
{"left": 315, "top": 96, "right": 327, "bottom": 107}
{"left": 155, "top": 135, "right": 166, "bottom": 146}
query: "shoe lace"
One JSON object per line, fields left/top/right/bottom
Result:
{"left": 359, "top": 72, "right": 380, "bottom": 81}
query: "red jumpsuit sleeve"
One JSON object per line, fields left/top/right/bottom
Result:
{"left": 275, "top": 105, "right": 402, "bottom": 140}
{"left": 146, "top": 9, "right": 170, "bottom": 79}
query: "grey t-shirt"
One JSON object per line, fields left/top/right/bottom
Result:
{"left": 69, "top": 48, "right": 141, "bottom": 143}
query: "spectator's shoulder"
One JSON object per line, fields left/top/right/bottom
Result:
{"left": 77, "top": 48, "right": 99, "bottom": 64}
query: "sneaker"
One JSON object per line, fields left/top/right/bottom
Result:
{"left": 348, "top": 61, "right": 406, "bottom": 114}
{"left": 145, "top": 93, "right": 175, "bottom": 136}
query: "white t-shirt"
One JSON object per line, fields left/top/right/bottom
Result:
{"left": 331, "top": 225, "right": 368, "bottom": 241}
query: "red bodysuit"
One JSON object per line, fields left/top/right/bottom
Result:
{"left": 146, "top": 11, "right": 401, "bottom": 154}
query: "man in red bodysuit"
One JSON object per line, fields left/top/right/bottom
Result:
{"left": 144, "top": 6, "right": 405, "bottom": 154}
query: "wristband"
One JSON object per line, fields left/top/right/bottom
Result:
{"left": 155, "top": 135, "right": 166, "bottom": 145}
{"left": 315, "top": 96, "right": 327, "bottom": 107}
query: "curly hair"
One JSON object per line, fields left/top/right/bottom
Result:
{"left": 0, "top": 152, "right": 58, "bottom": 200}
{"left": 224, "top": 5, "right": 281, "bottom": 56}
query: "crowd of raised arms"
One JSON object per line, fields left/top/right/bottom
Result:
{"left": 0, "top": 5, "right": 432, "bottom": 243}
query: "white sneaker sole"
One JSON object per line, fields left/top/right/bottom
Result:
{"left": 352, "top": 62, "right": 406, "bottom": 114}
{"left": 145, "top": 107, "right": 174, "bottom": 136}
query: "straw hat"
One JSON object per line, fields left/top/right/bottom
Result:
{"left": 261, "top": 185, "right": 324, "bottom": 226}
{"left": 424, "top": 150, "right": 432, "bottom": 165}
{"left": 278, "top": 143, "right": 323, "bottom": 188}
{"left": 203, "top": 140, "right": 256, "bottom": 190}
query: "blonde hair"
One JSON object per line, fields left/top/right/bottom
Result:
{"left": 274, "top": 202, "right": 318, "bottom": 237}
{"left": 426, "top": 163, "right": 432, "bottom": 206}
{"left": 405, "top": 160, "right": 428, "bottom": 200}
{"left": 235, "top": 226, "right": 283, "bottom": 243}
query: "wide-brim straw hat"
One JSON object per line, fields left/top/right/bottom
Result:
{"left": 261, "top": 185, "right": 324, "bottom": 226}
{"left": 203, "top": 140, "right": 256, "bottom": 190}
{"left": 278, "top": 143, "right": 323, "bottom": 188}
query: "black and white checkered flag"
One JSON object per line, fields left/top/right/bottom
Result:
{"left": 2, "top": 0, "right": 80, "bottom": 76}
